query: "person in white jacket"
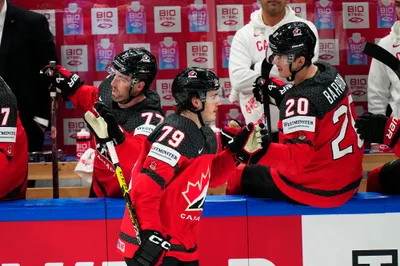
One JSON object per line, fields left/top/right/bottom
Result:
{"left": 228, "top": 0, "right": 319, "bottom": 140}
{"left": 368, "top": 3, "right": 400, "bottom": 117}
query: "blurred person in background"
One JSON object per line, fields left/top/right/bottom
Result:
{"left": 367, "top": 0, "right": 400, "bottom": 118}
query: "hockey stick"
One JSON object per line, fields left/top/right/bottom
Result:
{"left": 362, "top": 41, "right": 400, "bottom": 80}
{"left": 261, "top": 61, "right": 274, "bottom": 135}
{"left": 106, "top": 140, "right": 142, "bottom": 244}
{"left": 48, "top": 61, "right": 59, "bottom": 199}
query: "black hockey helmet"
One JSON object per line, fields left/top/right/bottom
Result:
{"left": 268, "top": 21, "right": 317, "bottom": 64}
{"left": 111, "top": 48, "right": 158, "bottom": 87}
{"left": 172, "top": 67, "right": 220, "bottom": 107}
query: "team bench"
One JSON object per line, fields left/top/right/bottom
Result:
{"left": 26, "top": 153, "right": 397, "bottom": 199}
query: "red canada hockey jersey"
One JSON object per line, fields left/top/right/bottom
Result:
{"left": 258, "top": 62, "right": 364, "bottom": 207}
{"left": 69, "top": 76, "right": 164, "bottom": 197}
{"left": 117, "top": 114, "right": 236, "bottom": 262}
{"left": 0, "top": 77, "right": 28, "bottom": 200}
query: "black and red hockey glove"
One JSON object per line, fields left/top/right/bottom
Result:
{"left": 355, "top": 112, "right": 400, "bottom": 147}
{"left": 220, "top": 119, "right": 243, "bottom": 150}
{"left": 40, "top": 64, "right": 84, "bottom": 99}
{"left": 226, "top": 123, "right": 267, "bottom": 164}
{"left": 253, "top": 76, "right": 292, "bottom": 107}
{"left": 249, "top": 123, "right": 270, "bottom": 165}
{"left": 131, "top": 230, "right": 171, "bottom": 266}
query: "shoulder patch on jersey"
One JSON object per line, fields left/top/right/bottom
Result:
{"left": 134, "top": 124, "right": 156, "bottom": 136}
{"left": 148, "top": 142, "right": 181, "bottom": 167}
{"left": 282, "top": 116, "right": 316, "bottom": 134}
{"left": 0, "top": 127, "right": 17, "bottom": 143}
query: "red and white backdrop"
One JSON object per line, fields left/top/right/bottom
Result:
{"left": 11, "top": 0, "right": 396, "bottom": 155}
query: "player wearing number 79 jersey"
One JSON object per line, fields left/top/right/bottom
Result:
{"left": 227, "top": 22, "right": 364, "bottom": 208}
{"left": 117, "top": 67, "right": 250, "bottom": 266}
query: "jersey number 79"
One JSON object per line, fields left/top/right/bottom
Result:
{"left": 157, "top": 126, "right": 185, "bottom": 148}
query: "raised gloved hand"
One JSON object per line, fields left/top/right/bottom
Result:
{"left": 253, "top": 76, "right": 292, "bottom": 107}
{"left": 83, "top": 102, "right": 126, "bottom": 146}
{"left": 40, "top": 64, "right": 84, "bottom": 99}
{"left": 355, "top": 112, "right": 400, "bottom": 147}
{"left": 248, "top": 123, "right": 270, "bottom": 165}
{"left": 220, "top": 119, "right": 243, "bottom": 150}
{"left": 131, "top": 230, "right": 171, "bottom": 266}
{"left": 226, "top": 123, "right": 267, "bottom": 164}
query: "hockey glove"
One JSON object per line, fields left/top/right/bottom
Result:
{"left": 40, "top": 64, "right": 84, "bottom": 99}
{"left": 220, "top": 119, "right": 243, "bottom": 150}
{"left": 131, "top": 230, "right": 171, "bottom": 266}
{"left": 83, "top": 102, "right": 126, "bottom": 146}
{"left": 226, "top": 123, "right": 265, "bottom": 164}
{"left": 253, "top": 76, "right": 292, "bottom": 107}
{"left": 355, "top": 112, "right": 400, "bottom": 147}
{"left": 249, "top": 123, "right": 270, "bottom": 164}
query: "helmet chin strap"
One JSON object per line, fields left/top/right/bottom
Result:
{"left": 189, "top": 100, "right": 206, "bottom": 127}
{"left": 286, "top": 62, "right": 306, "bottom": 82}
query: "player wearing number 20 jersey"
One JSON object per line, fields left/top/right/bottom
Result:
{"left": 257, "top": 61, "right": 364, "bottom": 207}
{"left": 227, "top": 22, "right": 363, "bottom": 208}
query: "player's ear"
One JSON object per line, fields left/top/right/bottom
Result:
{"left": 135, "top": 81, "right": 146, "bottom": 93}
{"left": 191, "top": 96, "right": 202, "bottom": 110}
{"left": 296, "top": 56, "right": 305, "bottom": 67}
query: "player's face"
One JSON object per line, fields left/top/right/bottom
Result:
{"left": 261, "top": 0, "right": 288, "bottom": 16}
{"left": 396, "top": 0, "right": 400, "bottom": 18}
{"left": 202, "top": 90, "right": 221, "bottom": 123}
{"left": 271, "top": 53, "right": 294, "bottom": 78}
{"left": 110, "top": 71, "right": 143, "bottom": 103}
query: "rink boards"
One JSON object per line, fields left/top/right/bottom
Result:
{"left": 0, "top": 193, "right": 400, "bottom": 266}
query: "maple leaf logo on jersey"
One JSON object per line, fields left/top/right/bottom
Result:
{"left": 182, "top": 167, "right": 210, "bottom": 211}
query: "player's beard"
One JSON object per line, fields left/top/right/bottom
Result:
{"left": 111, "top": 87, "right": 130, "bottom": 103}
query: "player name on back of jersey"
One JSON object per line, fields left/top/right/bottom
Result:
{"left": 322, "top": 74, "right": 347, "bottom": 105}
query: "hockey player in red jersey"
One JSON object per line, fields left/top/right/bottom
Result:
{"left": 226, "top": 21, "right": 364, "bottom": 208}
{"left": 117, "top": 67, "right": 260, "bottom": 266}
{"left": 355, "top": 113, "right": 400, "bottom": 194}
{"left": 40, "top": 49, "right": 164, "bottom": 198}
{"left": 0, "top": 76, "right": 28, "bottom": 200}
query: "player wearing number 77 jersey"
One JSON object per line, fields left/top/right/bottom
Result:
{"left": 226, "top": 22, "right": 364, "bottom": 208}
{"left": 118, "top": 67, "right": 258, "bottom": 266}
{"left": 0, "top": 76, "right": 28, "bottom": 200}
{"left": 40, "top": 48, "right": 164, "bottom": 198}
